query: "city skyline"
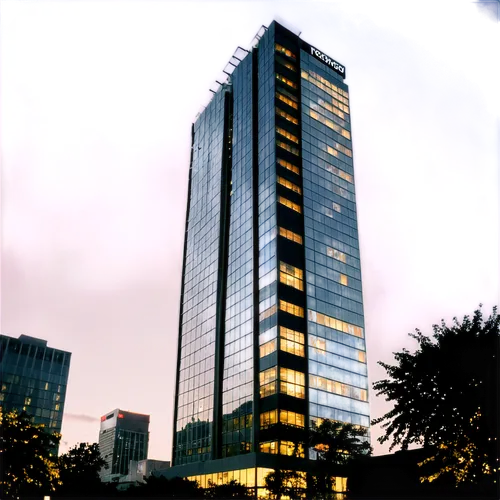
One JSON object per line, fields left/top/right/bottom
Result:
{"left": 1, "top": 0, "right": 498, "bottom": 461}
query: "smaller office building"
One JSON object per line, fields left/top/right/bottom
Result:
{"left": 0, "top": 333, "right": 71, "bottom": 454}
{"left": 98, "top": 408, "right": 150, "bottom": 482}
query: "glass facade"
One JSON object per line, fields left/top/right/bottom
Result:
{"left": 169, "top": 20, "right": 369, "bottom": 487}
{"left": 0, "top": 333, "right": 71, "bottom": 452}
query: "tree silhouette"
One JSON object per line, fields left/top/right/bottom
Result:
{"left": 372, "top": 305, "right": 499, "bottom": 485}
{"left": 0, "top": 409, "right": 61, "bottom": 498}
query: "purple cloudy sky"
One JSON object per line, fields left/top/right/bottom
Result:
{"left": 1, "top": 0, "right": 498, "bottom": 459}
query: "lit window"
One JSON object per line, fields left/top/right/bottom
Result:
{"left": 326, "top": 143, "right": 352, "bottom": 158}
{"left": 277, "top": 140, "right": 300, "bottom": 156}
{"left": 260, "top": 441, "right": 278, "bottom": 454}
{"left": 308, "top": 109, "right": 351, "bottom": 139}
{"left": 279, "top": 261, "right": 304, "bottom": 292}
{"left": 276, "top": 56, "right": 296, "bottom": 72}
{"left": 308, "top": 310, "right": 364, "bottom": 338}
{"left": 276, "top": 73, "right": 297, "bottom": 89}
{"left": 310, "top": 374, "right": 369, "bottom": 402}
{"left": 327, "top": 247, "right": 347, "bottom": 263}
{"left": 280, "top": 326, "right": 305, "bottom": 357}
{"left": 358, "top": 351, "right": 366, "bottom": 363}
{"left": 260, "top": 367, "right": 277, "bottom": 398}
{"left": 275, "top": 43, "right": 296, "bottom": 59}
{"left": 280, "top": 367, "right": 305, "bottom": 399}
{"left": 260, "top": 410, "right": 277, "bottom": 429}
{"left": 301, "top": 69, "right": 349, "bottom": 109}
{"left": 259, "top": 304, "right": 277, "bottom": 322}
{"left": 280, "top": 440, "right": 305, "bottom": 457}
{"left": 260, "top": 339, "right": 277, "bottom": 358}
{"left": 276, "top": 107, "right": 298, "bottom": 125}
{"left": 279, "top": 409, "right": 305, "bottom": 428}
{"left": 278, "top": 196, "right": 301, "bottom": 213}
{"left": 277, "top": 158, "right": 300, "bottom": 175}
{"left": 277, "top": 176, "right": 301, "bottom": 194}
{"left": 333, "top": 202, "right": 341, "bottom": 212}
{"left": 279, "top": 299, "right": 304, "bottom": 318}
{"left": 339, "top": 274, "right": 348, "bottom": 286}
{"left": 276, "top": 127, "right": 299, "bottom": 144}
{"left": 276, "top": 92, "right": 298, "bottom": 110}
{"left": 279, "top": 226, "right": 303, "bottom": 244}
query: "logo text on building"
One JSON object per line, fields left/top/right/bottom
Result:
{"left": 309, "top": 46, "right": 345, "bottom": 75}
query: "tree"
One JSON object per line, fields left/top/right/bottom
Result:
{"left": 204, "top": 479, "right": 252, "bottom": 498}
{"left": 264, "top": 470, "right": 304, "bottom": 500}
{"left": 56, "top": 442, "right": 108, "bottom": 496}
{"left": 309, "top": 419, "right": 372, "bottom": 498}
{"left": 0, "top": 409, "right": 61, "bottom": 498}
{"left": 372, "top": 305, "right": 499, "bottom": 486}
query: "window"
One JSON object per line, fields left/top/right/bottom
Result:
{"left": 301, "top": 69, "right": 349, "bottom": 110}
{"left": 260, "top": 367, "right": 277, "bottom": 398}
{"left": 308, "top": 109, "right": 351, "bottom": 139}
{"left": 275, "top": 43, "right": 296, "bottom": 59}
{"left": 276, "top": 107, "right": 298, "bottom": 125}
{"left": 326, "top": 143, "right": 352, "bottom": 158}
{"left": 333, "top": 202, "right": 341, "bottom": 213}
{"left": 277, "top": 158, "right": 300, "bottom": 175}
{"left": 276, "top": 73, "right": 297, "bottom": 89}
{"left": 279, "top": 409, "right": 305, "bottom": 428}
{"left": 280, "top": 326, "right": 305, "bottom": 357}
{"left": 358, "top": 351, "right": 366, "bottom": 363}
{"left": 279, "top": 299, "right": 304, "bottom": 318}
{"left": 339, "top": 274, "right": 348, "bottom": 286}
{"left": 260, "top": 339, "right": 277, "bottom": 358}
{"left": 280, "top": 367, "right": 305, "bottom": 399}
{"left": 259, "top": 304, "right": 277, "bottom": 322}
{"left": 327, "top": 247, "right": 347, "bottom": 263}
{"left": 276, "top": 127, "right": 299, "bottom": 144}
{"left": 277, "top": 176, "right": 301, "bottom": 194}
{"left": 260, "top": 410, "right": 278, "bottom": 429}
{"left": 276, "top": 56, "right": 296, "bottom": 72}
{"left": 278, "top": 196, "right": 301, "bottom": 213}
{"left": 310, "top": 375, "right": 369, "bottom": 401}
{"left": 308, "top": 310, "right": 364, "bottom": 338}
{"left": 279, "top": 261, "right": 304, "bottom": 292}
{"left": 276, "top": 92, "right": 298, "bottom": 110}
{"left": 279, "top": 227, "right": 303, "bottom": 244}
{"left": 260, "top": 441, "right": 278, "bottom": 454}
{"left": 277, "top": 140, "right": 299, "bottom": 156}
{"left": 280, "top": 440, "right": 305, "bottom": 457}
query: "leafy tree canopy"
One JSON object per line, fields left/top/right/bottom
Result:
{"left": 0, "top": 409, "right": 61, "bottom": 498}
{"left": 372, "top": 305, "right": 499, "bottom": 485}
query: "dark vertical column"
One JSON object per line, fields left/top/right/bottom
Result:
{"left": 251, "top": 47, "right": 261, "bottom": 453}
{"left": 212, "top": 91, "right": 233, "bottom": 460}
{"left": 171, "top": 124, "right": 195, "bottom": 467}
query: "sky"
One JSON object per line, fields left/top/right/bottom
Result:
{"left": 1, "top": 0, "right": 498, "bottom": 460}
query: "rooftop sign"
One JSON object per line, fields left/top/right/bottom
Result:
{"left": 301, "top": 41, "right": 346, "bottom": 78}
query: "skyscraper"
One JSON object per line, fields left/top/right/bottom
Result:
{"left": 0, "top": 334, "right": 71, "bottom": 453}
{"left": 166, "top": 21, "right": 369, "bottom": 493}
{"left": 98, "top": 409, "right": 150, "bottom": 482}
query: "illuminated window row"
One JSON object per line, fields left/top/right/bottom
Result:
{"left": 260, "top": 326, "right": 305, "bottom": 358}
{"left": 275, "top": 43, "right": 296, "bottom": 60}
{"left": 277, "top": 140, "right": 300, "bottom": 156}
{"left": 279, "top": 226, "right": 303, "bottom": 244}
{"left": 276, "top": 55, "right": 296, "bottom": 72}
{"left": 280, "top": 325, "right": 304, "bottom": 345}
{"left": 311, "top": 336, "right": 367, "bottom": 364}
{"left": 259, "top": 366, "right": 306, "bottom": 399}
{"left": 327, "top": 247, "right": 347, "bottom": 263}
{"left": 277, "top": 175, "right": 301, "bottom": 194}
{"left": 276, "top": 92, "right": 298, "bottom": 110}
{"left": 279, "top": 299, "right": 304, "bottom": 317}
{"left": 281, "top": 338, "right": 304, "bottom": 357}
{"left": 308, "top": 109, "right": 351, "bottom": 140}
{"left": 260, "top": 338, "right": 277, "bottom": 358}
{"left": 323, "top": 162, "right": 353, "bottom": 183}
{"left": 276, "top": 127, "right": 299, "bottom": 144}
{"left": 280, "top": 261, "right": 303, "bottom": 279}
{"left": 260, "top": 366, "right": 277, "bottom": 398}
{"left": 259, "top": 304, "right": 277, "bottom": 322}
{"left": 276, "top": 107, "right": 298, "bottom": 125}
{"left": 302, "top": 72, "right": 350, "bottom": 112}
{"left": 187, "top": 468, "right": 256, "bottom": 488}
{"left": 260, "top": 440, "right": 305, "bottom": 458}
{"left": 278, "top": 195, "right": 301, "bottom": 213}
{"left": 310, "top": 374, "right": 368, "bottom": 401}
{"left": 326, "top": 142, "right": 352, "bottom": 158}
{"left": 277, "top": 158, "right": 300, "bottom": 175}
{"left": 260, "top": 409, "right": 305, "bottom": 429}
{"left": 280, "top": 273, "right": 304, "bottom": 291}
{"left": 301, "top": 69, "right": 349, "bottom": 103}
{"left": 312, "top": 97, "right": 347, "bottom": 121}
{"left": 276, "top": 73, "right": 297, "bottom": 89}
{"left": 308, "top": 310, "right": 364, "bottom": 338}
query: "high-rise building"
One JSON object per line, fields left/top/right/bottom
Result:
{"left": 166, "top": 21, "right": 369, "bottom": 493}
{"left": 98, "top": 408, "right": 150, "bottom": 482}
{"left": 0, "top": 333, "right": 71, "bottom": 453}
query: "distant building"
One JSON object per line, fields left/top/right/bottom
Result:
{"left": 124, "top": 459, "right": 171, "bottom": 484}
{"left": 98, "top": 408, "right": 150, "bottom": 482}
{"left": 0, "top": 334, "right": 71, "bottom": 453}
